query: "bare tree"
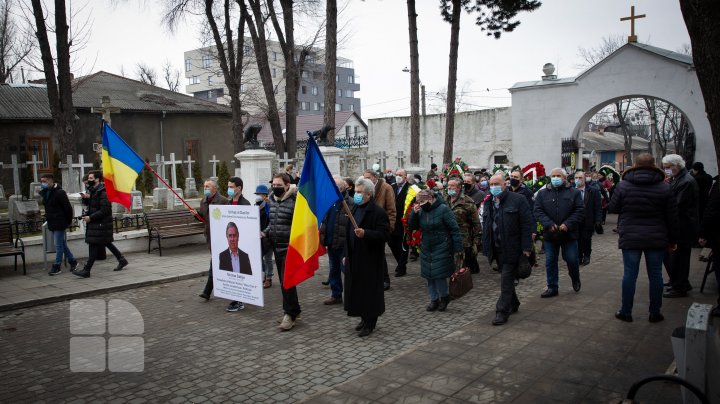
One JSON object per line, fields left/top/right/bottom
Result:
{"left": 136, "top": 62, "right": 157, "bottom": 85}
{"left": 163, "top": 0, "right": 247, "bottom": 154}
{"left": 576, "top": 34, "right": 624, "bottom": 69}
{"left": 29, "top": 0, "right": 76, "bottom": 156}
{"left": 0, "top": 0, "right": 34, "bottom": 83}
{"left": 162, "top": 59, "right": 181, "bottom": 91}
{"left": 323, "top": 0, "right": 337, "bottom": 144}
{"left": 407, "top": 0, "right": 420, "bottom": 165}
{"left": 439, "top": 0, "right": 540, "bottom": 164}
{"left": 680, "top": 0, "right": 720, "bottom": 172}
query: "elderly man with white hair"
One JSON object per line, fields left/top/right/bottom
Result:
{"left": 533, "top": 168, "right": 585, "bottom": 298}
{"left": 661, "top": 154, "right": 699, "bottom": 298}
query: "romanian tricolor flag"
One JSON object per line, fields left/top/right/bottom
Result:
{"left": 101, "top": 121, "right": 144, "bottom": 208}
{"left": 283, "top": 135, "right": 343, "bottom": 289}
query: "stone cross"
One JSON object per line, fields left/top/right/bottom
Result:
{"left": 58, "top": 155, "right": 79, "bottom": 194}
{"left": 427, "top": 150, "right": 436, "bottom": 166}
{"left": 620, "top": 6, "right": 646, "bottom": 43}
{"left": 91, "top": 95, "right": 121, "bottom": 125}
{"left": 358, "top": 154, "right": 368, "bottom": 171}
{"left": 73, "top": 154, "right": 94, "bottom": 180}
{"left": 2, "top": 154, "right": 26, "bottom": 195}
{"left": 396, "top": 150, "right": 405, "bottom": 169}
{"left": 149, "top": 154, "right": 166, "bottom": 188}
{"left": 167, "top": 152, "right": 182, "bottom": 189}
{"left": 278, "top": 152, "right": 294, "bottom": 168}
{"left": 208, "top": 154, "right": 220, "bottom": 178}
{"left": 376, "top": 151, "right": 388, "bottom": 170}
{"left": 184, "top": 155, "right": 195, "bottom": 175}
{"left": 25, "top": 154, "right": 43, "bottom": 183}
{"left": 339, "top": 151, "right": 348, "bottom": 177}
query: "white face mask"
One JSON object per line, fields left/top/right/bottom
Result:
{"left": 395, "top": 176, "right": 404, "bottom": 185}
{"left": 664, "top": 168, "right": 673, "bottom": 177}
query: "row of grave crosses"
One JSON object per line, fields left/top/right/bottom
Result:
{"left": 0, "top": 154, "right": 94, "bottom": 197}
{"left": 148, "top": 153, "right": 224, "bottom": 189}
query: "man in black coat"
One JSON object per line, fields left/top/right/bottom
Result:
{"left": 40, "top": 173, "right": 78, "bottom": 275}
{"left": 534, "top": 168, "right": 584, "bottom": 297}
{"left": 698, "top": 185, "right": 720, "bottom": 318}
{"left": 390, "top": 168, "right": 410, "bottom": 277}
{"left": 574, "top": 170, "right": 602, "bottom": 266}
{"left": 218, "top": 222, "right": 252, "bottom": 274}
{"left": 463, "top": 173, "right": 486, "bottom": 207}
{"left": 482, "top": 174, "right": 533, "bottom": 326}
{"left": 691, "top": 161, "right": 713, "bottom": 219}
{"left": 662, "top": 154, "right": 699, "bottom": 298}
{"left": 344, "top": 178, "right": 389, "bottom": 337}
{"left": 73, "top": 171, "right": 127, "bottom": 278}
{"left": 319, "top": 176, "right": 354, "bottom": 305}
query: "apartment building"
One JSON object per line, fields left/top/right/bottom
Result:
{"left": 184, "top": 40, "right": 361, "bottom": 117}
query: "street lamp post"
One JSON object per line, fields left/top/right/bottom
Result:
{"left": 403, "top": 67, "right": 426, "bottom": 116}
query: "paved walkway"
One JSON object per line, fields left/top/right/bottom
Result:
{"left": 0, "top": 215, "right": 717, "bottom": 403}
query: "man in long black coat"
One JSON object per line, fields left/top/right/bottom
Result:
{"left": 344, "top": 178, "right": 389, "bottom": 337}
{"left": 390, "top": 168, "right": 410, "bottom": 277}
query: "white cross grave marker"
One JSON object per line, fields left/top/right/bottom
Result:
{"left": 25, "top": 154, "right": 42, "bottom": 183}
{"left": 167, "top": 153, "right": 182, "bottom": 189}
{"left": 208, "top": 155, "right": 220, "bottom": 178}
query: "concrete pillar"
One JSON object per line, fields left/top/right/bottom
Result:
{"left": 235, "top": 149, "right": 276, "bottom": 203}
{"left": 319, "top": 146, "right": 344, "bottom": 177}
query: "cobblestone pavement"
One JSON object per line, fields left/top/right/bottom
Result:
{"left": 0, "top": 215, "right": 717, "bottom": 403}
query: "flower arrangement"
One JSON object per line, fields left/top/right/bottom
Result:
{"left": 444, "top": 156, "right": 469, "bottom": 179}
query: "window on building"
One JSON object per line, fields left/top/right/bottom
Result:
{"left": 337, "top": 89, "right": 342, "bottom": 98}
{"left": 313, "top": 71, "right": 322, "bottom": 80}
{"left": 189, "top": 76, "right": 199, "bottom": 85}
{"left": 349, "top": 104, "right": 354, "bottom": 112}
{"left": 185, "top": 59, "right": 191, "bottom": 72}
{"left": 27, "top": 137, "right": 52, "bottom": 172}
{"left": 243, "top": 46, "right": 251, "bottom": 56}
{"left": 208, "top": 90, "right": 215, "bottom": 99}
{"left": 202, "top": 55, "right": 211, "bottom": 68}
{"left": 185, "top": 139, "right": 201, "bottom": 164}
{"left": 240, "top": 84, "right": 246, "bottom": 93}
{"left": 335, "top": 103, "right": 341, "bottom": 112}
{"left": 273, "top": 51, "right": 278, "bottom": 61}
{"left": 354, "top": 126, "right": 359, "bottom": 137}
{"left": 272, "top": 68, "right": 277, "bottom": 78}
{"left": 336, "top": 74, "right": 339, "bottom": 82}
{"left": 494, "top": 155, "right": 509, "bottom": 164}
{"left": 207, "top": 76, "right": 213, "bottom": 85}
{"left": 345, "top": 89, "right": 353, "bottom": 98}
{"left": 313, "top": 102, "right": 319, "bottom": 111}
{"left": 311, "top": 86, "right": 318, "bottom": 96}
{"left": 301, "top": 86, "right": 307, "bottom": 95}
{"left": 301, "top": 102, "right": 308, "bottom": 110}
{"left": 345, "top": 126, "right": 351, "bottom": 137}
{"left": 302, "top": 70, "right": 309, "bottom": 79}
{"left": 347, "top": 75, "right": 353, "bottom": 83}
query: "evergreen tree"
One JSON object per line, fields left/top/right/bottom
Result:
{"left": 192, "top": 161, "right": 203, "bottom": 191}
{"left": 143, "top": 159, "right": 154, "bottom": 196}
{"left": 135, "top": 167, "right": 145, "bottom": 195}
{"left": 175, "top": 163, "right": 186, "bottom": 191}
{"left": 218, "top": 161, "right": 230, "bottom": 196}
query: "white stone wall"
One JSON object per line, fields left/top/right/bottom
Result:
{"left": 510, "top": 45, "right": 717, "bottom": 175}
{"left": 367, "top": 108, "right": 513, "bottom": 170}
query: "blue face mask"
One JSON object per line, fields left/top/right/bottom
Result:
{"left": 353, "top": 193, "right": 363, "bottom": 204}
{"left": 551, "top": 177, "right": 563, "bottom": 187}
{"left": 489, "top": 186, "right": 502, "bottom": 196}
{"left": 40, "top": 183, "right": 49, "bottom": 189}
{"left": 480, "top": 181, "right": 488, "bottom": 188}
{"left": 227, "top": 188, "right": 236, "bottom": 197}
{"left": 447, "top": 189, "right": 457, "bottom": 197}
{"left": 204, "top": 189, "right": 211, "bottom": 197}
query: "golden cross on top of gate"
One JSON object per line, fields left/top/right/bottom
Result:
{"left": 620, "top": 6, "right": 646, "bottom": 43}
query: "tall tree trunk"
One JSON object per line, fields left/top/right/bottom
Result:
{"left": 443, "top": 0, "right": 461, "bottom": 164}
{"left": 279, "top": 0, "right": 300, "bottom": 159}
{"left": 615, "top": 101, "right": 633, "bottom": 168}
{"left": 243, "top": 0, "right": 285, "bottom": 155}
{"left": 323, "top": 0, "right": 337, "bottom": 144}
{"left": 407, "top": 0, "right": 420, "bottom": 165}
{"left": 31, "top": 0, "right": 76, "bottom": 156}
{"left": 680, "top": 0, "right": 720, "bottom": 173}
{"left": 206, "top": 0, "right": 245, "bottom": 154}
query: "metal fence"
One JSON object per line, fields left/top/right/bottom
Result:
{"left": 11, "top": 213, "right": 147, "bottom": 237}
{"left": 263, "top": 134, "right": 369, "bottom": 152}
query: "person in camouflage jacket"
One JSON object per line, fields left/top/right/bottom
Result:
{"left": 445, "top": 178, "right": 481, "bottom": 273}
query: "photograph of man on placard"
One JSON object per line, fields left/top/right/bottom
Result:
{"left": 218, "top": 222, "right": 252, "bottom": 275}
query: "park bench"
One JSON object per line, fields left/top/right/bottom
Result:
{"left": 0, "top": 218, "right": 26, "bottom": 275}
{"left": 144, "top": 211, "right": 205, "bottom": 256}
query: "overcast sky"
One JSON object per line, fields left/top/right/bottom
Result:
{"left": 47, "top": 0, "right": 691, "bottom": 120}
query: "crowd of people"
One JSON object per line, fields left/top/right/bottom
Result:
{"left": 41, "top": 151, "right": 719, "bottom": 336}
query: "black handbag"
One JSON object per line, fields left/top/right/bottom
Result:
{"left": 517, "top": 254, "right": 532, "bottom": 279}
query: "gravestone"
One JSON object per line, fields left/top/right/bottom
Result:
{"left": 130, "top": 190, "right": 144, "bottom": 213}
{"left": 2, "top": 154, "right": 26, "bottom": 196}
{"left": 8, "top": 195, "right": 40, "bottom": 223}
{"left": 165, "top": 188, "right": 185, "bottom": 211}
{"left": 183, "top": 155, "right": 199, "bottom": 198}
{"left": 235, "top": 149, "right": 275, "bottom": 203}
{"left": 319, "top": 146, "right": 344, "bottom": 177}
{"left": 152, "top": 188, "right": 169, "bottom": 210}
{"left": 67, "top": 194, "right": 86, "bottom": 233}
{"left": 208, "top": 155, "right": 220, "bottom": 181}
{"left": 150, "top": 154, "right": 169, "bottom": 210}
{"left": 58, "top": 155, "right": 81, "bottom": 194}
{"left": 26, "top": 154, "right": 43, "bottom": 201}
{"left": 0, "top": 184, "right": 6, "bottom": 209}
{"left": 167, "top": 153, "right": 182, "bottom": 189}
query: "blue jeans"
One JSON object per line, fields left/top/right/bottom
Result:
{"left": 52, "top": 230, "right": 75, "bottom": 265}
{"left": 426, "top": 278, "right": 449, "bottom": 301}
{"left": 620, "top": 249, "right": 664, "bottom": 315}
{"left": 262, "top": 250, "right": 274, "bottom": 279}
{"left": 328, "top": 248, "right": 344, "bottom": 299}
{"left": 544, "top": 239, "right": 580, "bottom": 292}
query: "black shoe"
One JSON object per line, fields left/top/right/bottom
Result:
{"left": 114, "top": 257, "right": 128, "bottom": 272}
{"left": 648, "top": 313, "right": 664, "bottom": 323}
{"left": 615, "top": 311, "right": 633, "bottom": 322}
{"left": 541, "top": 289, "right": 558, "bottom": 298}
{"left": 438, "top": 296, "right": 449, "bottom": 312}
{"left": 198, "top": 293, "right": 210, "bottom": 301}
{"left": 358, "top": 326, "right": 372, "bottom": 337}
{"left": 492, "top": 313, "right": 508, "bottom": 325}
{"left": 49, "top": 264, "right": 62, "bottom": 276}
{"left": 394, "top": 271, "right": 407, "bottom": 278}
{"left": 426, "top": 300, "right": 440, "bottom": 312}
{"left": 580, "top": 257, "right": 590, "bottom": 266}
{"left": 511, "top": 303, "right": 520, "bottom": 314}
{"left": 321, "top": 280, "right": 330, "bottom": 286}
{"left": 492, "top": 266, "right": 500, "bottom": 272}
{"left": 73, "top": 269, "right": 91, "bottom": 278}
{"left": 383, "top": 282, "right": 390, "bottom": 291}
{"left": 663, "top": 281, "right": 671, "bottom": 287}
{"left": 69, "top": 260, "right": 79, "bottom": 272}
{"left": 663, "top": 289, "right": 687, "bottom": 298}
{"left": 572, "top": 280, "right": 581, "bottom": 292}
{"left": 355, "top": 320, "right": 365, "bottom": 331}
